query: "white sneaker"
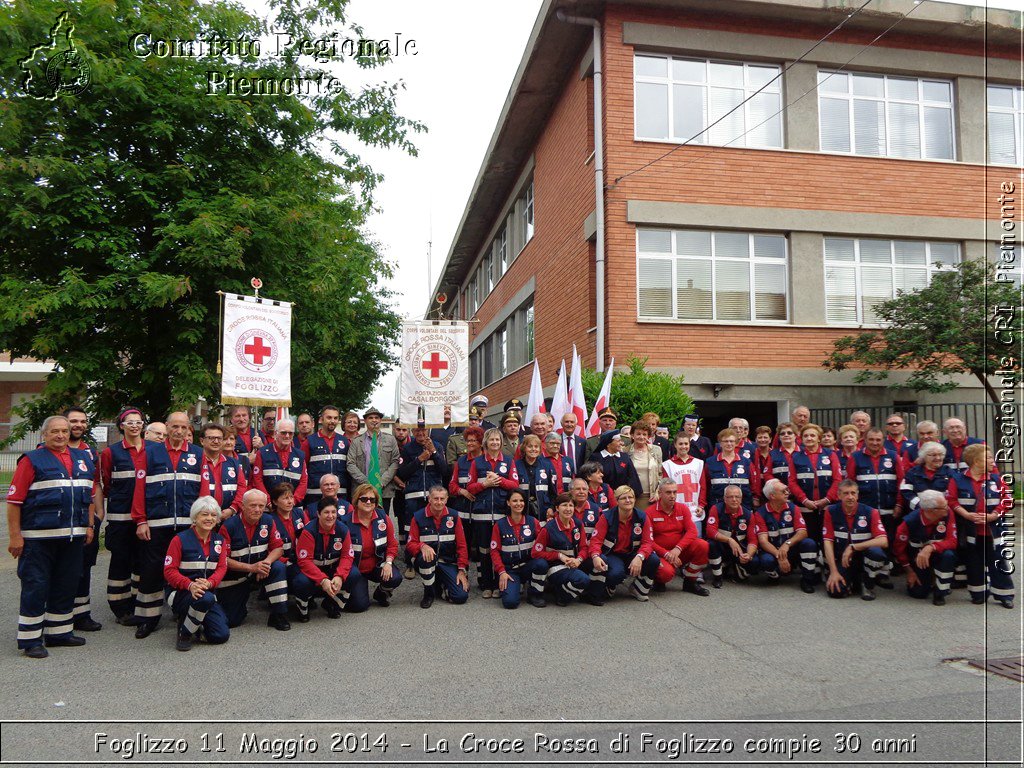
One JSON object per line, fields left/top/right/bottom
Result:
{"left": 482, "top": 589, "right": 493, "bottom": 599}
{"left": 631, "top": 590, "right": 649, "bottom": 602}
{"left": 403, "top": 566, "right": 415, "bottom": 580}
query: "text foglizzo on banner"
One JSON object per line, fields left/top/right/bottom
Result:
{"left": 400, "top": 321, "right": 469, "bottom": 426}
{"left": 221, "top": 294, "right": 292, "bottom": 407}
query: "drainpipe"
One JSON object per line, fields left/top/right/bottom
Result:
{"left": 556, "top": 9, "right": 605, "bottom": 372}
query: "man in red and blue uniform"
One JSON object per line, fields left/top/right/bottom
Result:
{"left": 748, "top": 479, "right": 819, "bottom": 593}
{"left": 219, "top": 489, "right": 290, "bottom": 631}
{"left": 302, "top": 406, "right": 349, "bottom": 507}
{"left": 7, "top": 415, "right": 97, "bottom": 658}
{"left": 198, "top": 422, "right": 247, "bottom": 519}
{"left": 705, "top": 484, "right": 756, "bottom": 587}
{"left": 63, "top": 407, "right": 104, "bottom": 633}
{"left": 133, "top": 411, "right": 206, "bottom": 638}
{"left": 846, "top": 428, "right": 903, "bottom": 586}
{"left": 407, "top": 486, "right": 470, "bottom": 608}
{"left": 292, "top": 498, "right": 357, "bottom": 620}
{"left": 822, "top": 480, "right": 890, "bottom": 601}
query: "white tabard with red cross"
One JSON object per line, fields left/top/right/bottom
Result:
{"left": 221, "top": 294, "right": 293, "bottom": 406}
{"left": 662, "top": 457, "right": 705, "bottom": 523}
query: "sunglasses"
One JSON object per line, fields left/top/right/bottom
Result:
{"left": 886, "top": 422, "right": 903, "bottom": 426}
{"left": 357, "top": 496, "right": 377, "bottom": 504}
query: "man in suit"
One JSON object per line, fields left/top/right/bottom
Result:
{"left": 347, "top": 407, "right": 400, "bottom": 512}
{"left": 560, "top": 413, "right": 587, "bottom": 477}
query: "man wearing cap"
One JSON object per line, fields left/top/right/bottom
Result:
{"left": 470, "top": 396, "right": 497, "bottom": 431}
{"left": 500, "top": 412, "right": 522, "bottom": 456}
{"left": 251, "top": 419, "right": 308, "bottom": 503}
{"left": 586, "top": 407, "right": 628, "bottom": 458}
{"left": 99, "top": 408, "right": 148, "bottom": 624}
{"left": 446, "top": 407, "right": 484, "bottom": 464}
{"left": 594, "top": 431, "right": 642, "bottom": 498}
{"left": 347, "top": 407, "right": 400, "bottom": 507}
{"left": 681, "top": 415, "right": 714, "bottom": 462}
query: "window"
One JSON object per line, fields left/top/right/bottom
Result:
{"left": 634, "top": 54, "right": 783, "bottom": 147}
{"left": 636, "top": 228, "right": 788, "bottom": 322}
{"left": 818, "top": 71, "right": 955, "bottom": 160}
{"left": 988, "top": 84, "right": 1024, "bottom": 165}
{"left": 469, "top": 297, "right": 534, "bottom": 391}
{"left": 523, "top": 183, "right": 534, "bottom": 243}
{"left": 497, "top": 227, "right": 508, "bottom": 276}
{"left": 823, "top": 238, "right": 960, "bottom": 324}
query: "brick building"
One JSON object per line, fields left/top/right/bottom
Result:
{"left": 429, "top": 0, "right": 1020, "bottom": 432}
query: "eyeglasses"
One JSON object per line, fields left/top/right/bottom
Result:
{"left": 277, "top": 430, "right": 294, "bottom": 435}
{"left": 122, "top": 420, "right": 144, "bottom": 427}
{"left": 203, "top": 436, "right": 223, "bottom": 442}
{"left": 886, "top": 422, "right": 903, "bottom": 426}
{"left": 357, "top": 496, "right": 377, "bottom": 504}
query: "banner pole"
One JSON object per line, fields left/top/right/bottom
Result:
{"left": 216, "top": 290, "right": 225, "bottom": 375}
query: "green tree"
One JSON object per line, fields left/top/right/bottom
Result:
{"left": 581, "top": 357, "right": 695, "bottom": 430}
{"left": 0, "top": 0, "right": 423, "bottom": 430}
{"left": 822, "top": 259, "right": 1022, "bottom": 406}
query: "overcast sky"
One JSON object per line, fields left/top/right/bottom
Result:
{"left": 250, "top": 0, "right": 1022, "bottom": 415}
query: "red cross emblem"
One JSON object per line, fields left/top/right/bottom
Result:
{"left": 245, "top": 336, "right": 272, "bottom": 365}
{"left": 677, "top": 473, "right": 700, "bottom": 503}
{"left": 421, "top": 352, "right": 449, "bottom": 379}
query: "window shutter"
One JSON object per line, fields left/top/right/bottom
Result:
{"left": 819, "top": 97, "right": 851, "bottom": 152}
{"left": 675, "top": 259, "right": 712, "bottom": 319}
{"left": 638, "top": 258, "right": 673, "bottom": 318}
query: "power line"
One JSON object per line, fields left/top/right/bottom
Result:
{"left": 613, "top": 0, "right": 928, "bottom": 185}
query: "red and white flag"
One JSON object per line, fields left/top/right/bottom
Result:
{"left": 585, "top": 358, "right": 615, "bottom": 437}
{"left": 549, "top": 359, "right": 569, "bottom": 431}
{"left": 568, "top": 345, "right": 588, "bottom": 434}
{"left": 524, "top": 358, "right": 546, "bottom": 425}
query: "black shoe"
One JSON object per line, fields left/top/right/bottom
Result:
{"left": 267, "top": 613, "right": 291, "bottom": 631}
{"left": 372, "top": 587, "right": 391, "bottom": 607}
{"left": 420, "top": 590, "right": 435, "bottom": 609}
{"left": 996, "top": 598, "right": 1014, "bottom": 610}
{"left": 176, "top": 632, "right": 193, "bottom": 652}
{"left": 555, "top": 595, "right": 570, "bottom": 606}
{"left": 711, "top": 575, "right": 724, "bottom": 589}
{"left": 528, "top": 594, "right": 547, "bottom": 608}
{"left": 970, "top": 595, "right": 987, "bottom": 605}
{"left": 581, "top": 592, "right": 605, "bottom": 607}
{"left": 875, "top": 575, "right": 894, "bottom": 590}
{"left": 932, "top": 594, "right": 946, "bottom": 606}
{"left": 294, "top": 610, "right": 311, "bottom": 623}
{"left": 800, "top": 582, "right": 816, "bottom": 594}
{"left": 765, "top": 573, "right": 780, "bottom": 584}
{"left": 135, "top": 623, "right": 156, "bottom": 639}
{"left": 23, "top": 645, "right": 48, "bottom": 659}
{"left": 45, "top": 634, "right": 86, "bottom": 647}
{"left": 115, "top": 614, "right": 140, "bottom": 627}
{"left": 74, "top": 616, "right": 102, "bottom": 632}
{"left": 682, "top": 580, "right": 710, "bottom": 597}
{"left": 652, "top": 581, "right": 667, "bottom": 593}
{"left": 860, "top": 583, "right": 876, "bottom": 601}
{"left": 324, "top": 604, "right": 342, "bottom": 619}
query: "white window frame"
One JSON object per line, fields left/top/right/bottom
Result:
{"left": 633, "top": 53, "right": 784, "bottom": 148}
{"left": 635, "top": 228, "right": 790, "bottom": 323}
{"left": 823, "top": 238, "right": 961, "bottom": 326}
{"left": 523, "top": 183, "right": 534, "bottom": 244}
{"left": 987, "top": 84, "right": 1024, "bottom": 166}
{"left": 817, "top": 70, "right": 956, "bottom": 160}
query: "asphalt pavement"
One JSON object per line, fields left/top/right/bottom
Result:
{"left": 0, "top": 548, "right": 1020, "bottom": 767}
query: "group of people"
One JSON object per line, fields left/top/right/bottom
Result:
{"left": 5, "top": 398, "right": 1014, "bottom": 658}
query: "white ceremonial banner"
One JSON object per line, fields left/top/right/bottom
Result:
{"left": 400, "top": 321, "right": 469, "bottom": 426}
{"left": 221, "top": 294, "right": 292, "bottom": 406}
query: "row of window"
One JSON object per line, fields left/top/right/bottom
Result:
{"left": 464, "top": 181, "right": 534, "bottom": 319}
{"left": 634, "top": 53, "right": 1024, "bottom": 165}
{"left": 637, "top": 228, "right": 964, "bottom": 326}
{"left": 469, "top": 298, "right": 534, "bottom": 391}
